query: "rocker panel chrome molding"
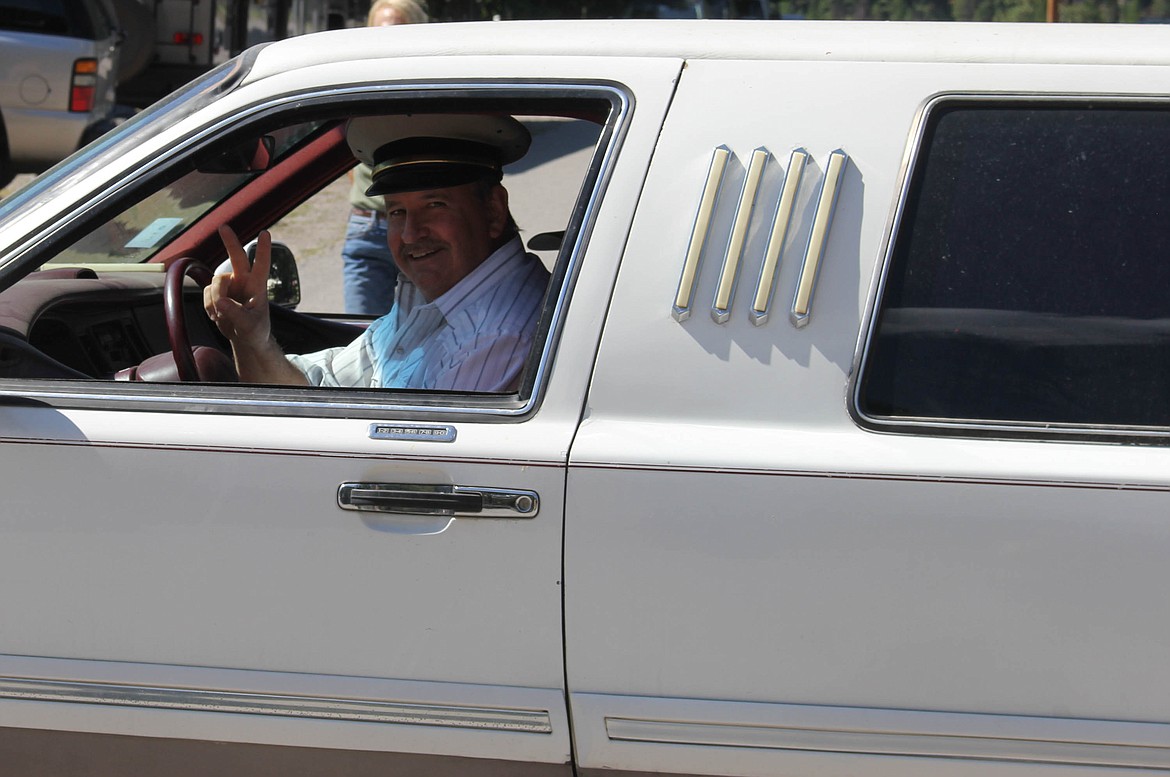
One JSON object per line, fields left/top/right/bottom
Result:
{"left": 604, "top": 714, "right": 1170, "bottom": 770}
{"left": 0, "top": 677, "right": 554, "bottom": 734}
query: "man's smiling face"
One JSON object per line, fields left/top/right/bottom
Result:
{"left": 384, "top": 181, "right": 508, "bottom": 301}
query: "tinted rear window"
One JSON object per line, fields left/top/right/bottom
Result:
{"left": 859, "top": 101, "right": 1170, "bottom": 432}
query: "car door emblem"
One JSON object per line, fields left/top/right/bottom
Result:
{"left": 368, "top": 423, "right": 457, "bottom": 442}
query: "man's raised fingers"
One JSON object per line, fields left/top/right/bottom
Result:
{"left": 217, "top": 224, "right": 251, "bottom": 277}
{"left": 246, "top": 230, "right": 272, "bottom": 298}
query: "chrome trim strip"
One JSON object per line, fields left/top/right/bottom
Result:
{"left": 672, "top": 145, "right": 731, "bottom": 322}
{"left": 0, "top": 383, "right": 523, "bottom": 420}
{"left": 0, "top": 677, "right": 553, "bottom": 733}
{"left": 790, "top": 149, "right": 848, "bottom": 329}
{"left": 712, "top": 147, "right": 769, "bottom": 324}
{"left": 368, "top": 423, "right": 457, "bottom": 442}
{"left": 605, "top": 717, "right": 1170, "bottom": 769}
{"left": 571, "top": 456, "right": 1170, "bottom": 486}
{"left": 751, "top": 149, "right": 808, "bottom": 326}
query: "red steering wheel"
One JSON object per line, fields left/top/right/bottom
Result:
{"left": 164, "top": 256, "right": 216, "bottom": 382}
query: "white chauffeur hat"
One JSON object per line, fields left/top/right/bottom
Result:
{"left": 346, "top": 113, "right": 531, "bottom": 196}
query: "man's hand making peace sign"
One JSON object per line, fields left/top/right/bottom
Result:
{"left": 203, "top": 225, "right": 309, "bottom": 386}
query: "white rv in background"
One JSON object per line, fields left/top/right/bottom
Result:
{"left": 113, "top": 0, "right": 361, "bottom": 106}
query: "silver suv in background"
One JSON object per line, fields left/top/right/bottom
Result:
{"left": 0, "top": 0, "right": 122, "bottom": 187}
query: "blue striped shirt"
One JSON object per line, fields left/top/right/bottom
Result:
{"left": 288, "top": 237, "right": 549, "bottom": 392}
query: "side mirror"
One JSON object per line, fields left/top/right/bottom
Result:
{"left": 246, "top": 240, "right": 300, "bottom": 308}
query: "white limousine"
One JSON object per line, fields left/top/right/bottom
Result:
{"left": 0, "top": 18, "right": 1168, "bottom": 777}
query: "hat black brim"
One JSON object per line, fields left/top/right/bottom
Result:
{"left": 365, "top": 162, "right": 500, "bottom": 197}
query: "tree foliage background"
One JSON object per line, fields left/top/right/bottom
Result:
{"left": 425, "top": 0, "right": 1170, "bottom": 23}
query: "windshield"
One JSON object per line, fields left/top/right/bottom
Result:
{"left": 48, "top": 121, "right": 322, "bottom": 265}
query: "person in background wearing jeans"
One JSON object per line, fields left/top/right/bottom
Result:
{"left": 342, "top": 0, "right": 429, "bottom": 315}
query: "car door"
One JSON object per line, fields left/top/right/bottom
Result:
{"left": 0, "top": 50, "right": 682, "bottom": 775}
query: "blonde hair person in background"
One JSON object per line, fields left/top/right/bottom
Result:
{"left": 368, "top": 0, "right": 428, "bottom": 25}
{"left": 342, "top": 0, "right": 429, "bottom": 315}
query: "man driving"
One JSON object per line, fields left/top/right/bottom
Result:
{"left": 204, "top": 113, "right": 550, "bottom": 391}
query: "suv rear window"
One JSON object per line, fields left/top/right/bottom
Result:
{"left": 859, "top": 100, "right": 1170, "bottom": 433}
{"left": 0, "top": 0, "right": 107, "bottom": 39}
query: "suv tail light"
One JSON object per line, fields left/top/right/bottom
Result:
{"left": 70, "top": 59, "right": 98, "bottom": 112}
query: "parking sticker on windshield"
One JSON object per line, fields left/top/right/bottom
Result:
{"left": 125, "top": 218, "right": 184, "bottom": 248}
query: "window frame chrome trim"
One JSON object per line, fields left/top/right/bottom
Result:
{"left": 851, "top": 91, "right": 1170, "bottom": 443}
{"left": 0, "top": 79, "right": 634, "bottom": 422}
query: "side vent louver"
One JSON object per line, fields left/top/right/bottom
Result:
{"left": 752, "top": 149, "right": 808, "bottom": 326}
{"left": 672, "top": 145, "right": 849, "bottom": 328}
{"left": 673, "top": 146, "right": 731, "bottom": 323}
{"left": 791, "top": 149, "right": 848, "bottom": 328}
{"left": 713, "top": 147, "right": 769, "bottom": 324}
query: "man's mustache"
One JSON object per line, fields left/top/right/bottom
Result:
{"left": 398, "top": 241, "right": 444, "bottom": 260}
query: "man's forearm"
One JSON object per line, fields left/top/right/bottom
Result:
{"left": 231, "top": 336, "right": 310, "bottom": 386}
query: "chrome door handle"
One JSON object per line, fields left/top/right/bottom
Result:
{"left": 337, "top": 483, "right": 539, "bottom": 518}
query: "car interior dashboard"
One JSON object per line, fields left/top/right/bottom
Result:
{"left": 0, "top": 267, "right": 360, "bottom": 383}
